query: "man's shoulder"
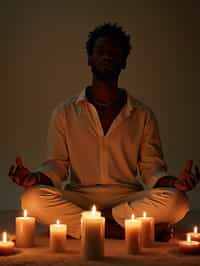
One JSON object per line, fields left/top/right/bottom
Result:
{"left": 52, "top": 95, "right": 79, "bottom": 114}
{"left": 128, "top": 94, "right": 154, "bottom": 116}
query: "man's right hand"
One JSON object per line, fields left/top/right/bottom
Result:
{"left": 8, "top": 157, "right": 38, "bottom": 187}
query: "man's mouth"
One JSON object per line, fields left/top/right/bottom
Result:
{"left": 100, "top": 61, "right": 113, "bottom": 69}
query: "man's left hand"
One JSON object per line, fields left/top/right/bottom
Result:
{"left": 175, "top": 160, "right": 200, "bottom": 192}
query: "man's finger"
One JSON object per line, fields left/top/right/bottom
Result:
{"left": 8, "top": 165, "right": 15, "bottom": 176}
{"left": 185, "top": 160, "right": 193, "bottom": 172}
{"left": 16, "top": 157, "right": 23, "bottom": 168}
{"left": 184, "top": 177, "right": 197, "bottom": 190}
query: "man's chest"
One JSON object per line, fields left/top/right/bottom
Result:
{"left": 97, "top": 106, "right": 122, "bottom": 135}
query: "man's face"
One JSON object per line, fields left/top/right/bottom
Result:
{"left": 88, "top": 37, "right": 127, "bottom": 81}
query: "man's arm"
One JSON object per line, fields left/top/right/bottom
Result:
{"left": 138, "top": 109, "right": 168, "bottom": 188}
{"left": 9, "top": 105, "right": 70, "bottom": 188}
{"left": 138, "top": 109, "right": 200, "bottom": 191}
{"left": 35, "top": 105, "right": 70, "bottom": 188}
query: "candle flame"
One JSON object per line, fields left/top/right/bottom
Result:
{"left": 2, "top": 232, "right": 7, "bottom": 242}
{"left": 56, "top": 219, "right": 60, "bottom": 225}
{"left": 187, "top": 234, "right": 191, "bottom": 242}
{"left": 143, "top": 211, "right": 147, "bottom": 218}
{"left": 23, "top": 209, "right": 28, "bottom": 217}
{"left": 194, "top": 225, "right": 198, "bottom": 234}
{"left": 91, "top": 205, "right": 96, "bottom": 216}
{"left": 131, "top": 214, "right": 135, "bottom": 220}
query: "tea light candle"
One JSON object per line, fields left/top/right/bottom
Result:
{"left": 81, "top": 205, "right": 105, "bottom": 260}
{"left": 179, "top": 234, "right": 200, "bottom": 254}
{"left": 16, "top": 209, "right": 35, "bottom": 248}
{"left": 187, "top": 226, "right": 200, "bottom": 242}
{"left": 50, "top": 219, "right": 67, "bottom": 252}
{"left": 0, "top": 232, "right": 15, "bottom": 255}
{"left": 138, "top": 211, "right": 154, "bottom": 248}
{"left": 125, "top": 214, "right": 142, "bottom": 254}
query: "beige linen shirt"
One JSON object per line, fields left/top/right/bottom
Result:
{"left": 38, "top": 89, "right": 168, "bottom": 190}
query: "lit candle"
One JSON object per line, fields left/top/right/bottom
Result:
{"left": 81, "top": 208, "right": 101, "bottom": 218}
{"left": 0, "top": 232, "right": 15, "bottom": 255}
{"left": 179, "top": 234, "right": 200, "bottom": 254}
{"left": 138, "top": 211, "right": 154, "bottom": 248}
{"left": 187, "top": 226, "right": 200, "bottom": 242}
{"left": 81, "top": 205, "right": 105, "bottom": 260}
{"left": 16, "top": 209, "right": 35, "bottom": 248}
{"left": 50, "top": 219, "right": 67, "bottom": 252}
{"left": 125, "top": 214, "right": 142, "bottom": 254}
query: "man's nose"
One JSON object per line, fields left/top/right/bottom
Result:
{"left": 102, "top": 51, "right": 113, "bottom": 60}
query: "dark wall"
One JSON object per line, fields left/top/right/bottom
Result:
{"left": 0, "top": 0, "right": 199, "bottom": 210}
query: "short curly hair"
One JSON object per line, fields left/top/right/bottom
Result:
{"left": 86, "top": 22, "right": 132, "bottom": 59}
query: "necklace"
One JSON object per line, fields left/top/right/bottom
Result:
{"left": 87, "top": 89, "right": 123, "bottom": 109}
{"left": 90, "top": 98, "right": 117, "bottom": 108}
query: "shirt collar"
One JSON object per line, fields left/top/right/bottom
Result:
{"left": 76, "top": 88, "right": 88, "bottom": 105}
{"left": 75, "top": 87, "right": 137, "bottom": 115}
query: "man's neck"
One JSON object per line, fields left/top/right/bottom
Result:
{"left": 89, "top": 78, "right": 120, "bottom": 103}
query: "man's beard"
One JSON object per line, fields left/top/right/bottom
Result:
{"left": 91, "top": 66, "right": 121, "bottom": 81}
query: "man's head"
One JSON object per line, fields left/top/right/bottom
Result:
{"left": 86, "top": 23, "right": 132, "bottom": 81}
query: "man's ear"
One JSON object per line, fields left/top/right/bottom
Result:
{"left": 88, "top": 56, "right": 92, "bottom": 66}
{"left": 121, "top": 59, "right": 127, "bottom": 70}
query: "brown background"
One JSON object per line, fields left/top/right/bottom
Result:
{"left": 0, "top": 0, "right": 199, "bottom": 210}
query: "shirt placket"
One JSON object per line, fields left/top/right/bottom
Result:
{"left": 86, "top": 104, "right": 106, "bottom": 184}
{"left": 100, "top": 136, "right": 108, "bottom": 184}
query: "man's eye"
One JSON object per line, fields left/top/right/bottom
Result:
{"left": 96, "top": 49, "right": 104, "bottom": 55}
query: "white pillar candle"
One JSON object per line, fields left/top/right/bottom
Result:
{"left": 125, "top": 214, "right": 142, "bottom": 254}
{"left": 81, "top": 205, "right": 105, "bottom": 260}
{"left": 0, "top": 232, "right": 15, "bottom": 255}
{"left": 50, "top": 219, "right": 67, "bottom": 252}
{"left": 138, "top": 211, "right": 154, "bottom": 248}
{"left": 16, "top": 209, "right": 35, "bottom": 248}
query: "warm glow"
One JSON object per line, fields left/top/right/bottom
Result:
{"left": 187, "top": 234, "right": 191, "bottom": 242}
{"left": 131, "top": 214, "right": 135, "bottom": 220}
{"left": 143, "top": 211, "right": 147, "bottom": 218}
{"left": 2, "top": 232, "right": 7, "bottom": 242}
{"left": 194, "top": 226, "right": 198, "bottom": 234}
{"left": 23, "top": 209, "right": 28, "bottom": 218}
{"left": 56, "top": 219, "right": 60, "bottom": 225}
{"left": 91, "top": 205, "right": 96, "bottom": 216}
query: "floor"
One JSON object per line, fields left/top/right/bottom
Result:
{"left": 0, "top": 210, "right": 200, "bottom": 266}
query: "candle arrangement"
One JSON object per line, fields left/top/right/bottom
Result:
{"left": 1, "top": 206, "right": 200, "bottom": 258}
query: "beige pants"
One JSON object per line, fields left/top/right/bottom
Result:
{"left": 21, "top": 184, "right": 189, "bottom": 238}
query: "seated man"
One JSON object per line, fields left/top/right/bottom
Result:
{"left": 9, "top": 23, "right": 200, "bottom": 241}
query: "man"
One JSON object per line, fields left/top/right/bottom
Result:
{"left": 9, "top": 23, "right": 200, "bottom": 241}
